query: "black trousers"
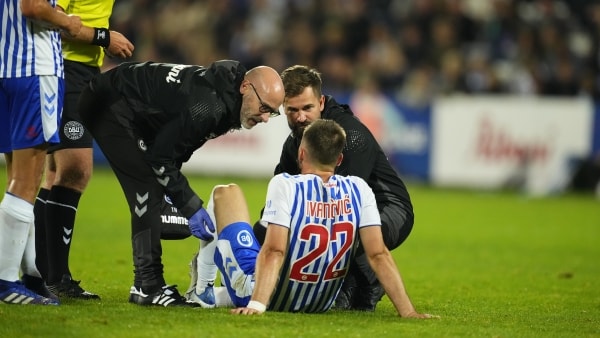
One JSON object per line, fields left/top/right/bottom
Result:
{"left": 78, "top": 81, "right": 167, "bottom": 291}
{"left": 350, "top": 201, "right": 414, "bottom": 287}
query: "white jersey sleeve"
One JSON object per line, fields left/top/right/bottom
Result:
{"left": 261, "top": 174, "right": 294, "bottom": 228}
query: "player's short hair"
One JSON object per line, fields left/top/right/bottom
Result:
{"left": 302, "top": 119, "right": 346, "bottom": 166}
{"left": 281, "top": 65, "right": 322, "bottom": 99}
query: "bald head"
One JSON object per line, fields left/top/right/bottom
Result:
{"left": 245, "top": 66, "right": 284, "bottom": 112}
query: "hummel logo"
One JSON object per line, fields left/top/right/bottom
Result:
{"left": 161, "top": 215, "right": 188, "bottom": 225}
{"left": 97, "top": 30, "right": 106, "bottom": 39}
{"left": 63, "top": 227, "right": 72, "bottom": 244}
{"left": 135, "top": 192, "right": 148, "bottom": 217}
{"left": 157, "top": 177, "right": 169, "bottom": 186}
{"left": 224, "top": 257, "right": 237, "bottom": 279}
{"left": 44, "top": 93, "right": 55, "bottom": 103}
{"left": 136, "top": 192, "right": 148, "bottom": 204}
{"left": 165, "top": 64, "right": 187, "bottom": 84}
{"left": 44, "top": 93, "right": 56, "bottom": 116}
{"left": 135, "top": 205, "right": 147, "bottom": 217}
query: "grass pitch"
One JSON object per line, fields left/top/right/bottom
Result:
{"left": 0, "top": 166, "right": 598, "bottom": 338}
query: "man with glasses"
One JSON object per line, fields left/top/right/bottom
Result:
{"left": 248, "top": 83, "right": 281, "bottom": 117}
{"left": 77, "top": 60, "right": 284, "bottom": 307}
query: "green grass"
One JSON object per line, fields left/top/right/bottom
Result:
{"left": 0, "top": 165, "right": 599, "bottom": 337}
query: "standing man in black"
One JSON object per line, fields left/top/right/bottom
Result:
{"left": 78, "top": 60, "right": 284, "bottom": 307}
{"left": 254, "top": 65, "right": 416, "bottom": 311}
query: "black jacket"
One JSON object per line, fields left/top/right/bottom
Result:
{"left": 98, "top": 60, "right": 246, "bottom": 217}
{"left": 275, "top": 96, "right": 413, "bottom": 213}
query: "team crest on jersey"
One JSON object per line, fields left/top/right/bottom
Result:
{"left": 237, "top": 230, "right": 253, "bottom": 247}
{"left": 64, "top": 121, "right": 84, "bottom": 140}
{"left": 138, "top": 139, "right": 147, "bottom": 151}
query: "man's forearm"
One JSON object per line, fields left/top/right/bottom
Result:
{"left": 21, "top": 0, "right": 79, "bottom": 34}
{"left": 251, "top": 248, "right": 284, "bottom": 307}
{"left": 369, "top": 251, "right": 418, "bottom": 317}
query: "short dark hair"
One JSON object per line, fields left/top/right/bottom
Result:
{"left": 280, "top": 65, "right": 322, "bottom": 98}
{"left": 302, "top": 119, "right": 346, "bottom": 166}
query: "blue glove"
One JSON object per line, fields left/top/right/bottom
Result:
{"left": 188, "top": 208, "right": 215, "bottom": 240}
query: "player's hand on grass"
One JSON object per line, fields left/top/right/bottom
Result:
{"left": 403, "top": 311, "right": 440, "bottom": 319}
{"left": 230, "top": 307, "right": 263, "bottom": 315}
{"left": 231, "top": 301, "right": 266, "bottom": 315}
{"left": 188, "top": 207, "right": 215, "bottom": 240}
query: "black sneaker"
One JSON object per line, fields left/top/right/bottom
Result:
{"left": 129, "top": 285, "right": 199, "bottom": 307}
{"left": 332, "top": 271, "right": 357, "bottom": 310}
{"left": 332, "top": 286, "right": 353, "bottom": 310}
{"left": 21, "top": 274, "right": 59, "bottom": 301}
{"left": 351, "top": 283, "right": 385, "bottom": 311}
{"left": 47, "top": 274, "right": 100, "bottom": 300}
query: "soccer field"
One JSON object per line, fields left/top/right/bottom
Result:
{"left": 0, "top": 165, "right": 599, "bottom": 338}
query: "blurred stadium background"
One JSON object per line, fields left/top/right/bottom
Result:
{"left": 33, "top": 0, "right": 600, "bottom": 196}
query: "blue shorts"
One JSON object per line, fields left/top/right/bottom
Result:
{"left": 0, "top": 75, "right": 64, "bottom": 152}
{"left": 214, "top": 222, "right": 261, "bottom": 307}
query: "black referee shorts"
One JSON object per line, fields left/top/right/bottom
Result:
{"left": 49, "top": 60, "right": 100, "bottom": 152}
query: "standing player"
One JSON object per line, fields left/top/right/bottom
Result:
{"left": 78, "top": 60, "right": 284, "bottom": 306}
{"left": 188, "top": 120, "right": 433, "bottom": 317}
{"left": 0, "top": 0, "right": 81, "bottom": 304}
{"left": 33, "top": 0, "right": 134, "bottom": 300}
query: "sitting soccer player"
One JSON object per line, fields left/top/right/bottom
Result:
{"left": 186, "top": 120, "right": 435, "bottom": 317}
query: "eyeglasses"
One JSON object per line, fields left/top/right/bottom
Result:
{"left": 249, "top": 83, "right": 280, "bottom": 117}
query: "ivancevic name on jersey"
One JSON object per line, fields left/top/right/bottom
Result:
{"left": 1, "top": 0, "right": 63, "bottom": 78}
{"left": 261, "top": 173, "right": 381, "bottom": 313}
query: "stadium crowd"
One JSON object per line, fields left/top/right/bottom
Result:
{"left": 106, "top": 0, "right": 600, "bottom": 105}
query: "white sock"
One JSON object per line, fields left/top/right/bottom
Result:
{"left": 214, "top": 286, "right": 234, "bottom": 307}
{"left": 196, "top": 239, "right": 218, "bottom": 293}
{"left": 0, "top": 193, "right": 33, "bottom": 281}
{"left": 20, "top": 221, "right": 41, "bottom": 277}
{"left": 195, "top": 187, "right": 219, "bottom": 293}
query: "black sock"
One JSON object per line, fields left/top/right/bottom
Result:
{"left": 34, "top": 188, "right": 50, "bottom": 280}
{"left": 46, "top": 185, "right": 82, "bottom": 284}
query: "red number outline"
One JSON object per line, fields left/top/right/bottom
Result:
{"left": 289, "top": 222, "right": 354, "bottom": 283}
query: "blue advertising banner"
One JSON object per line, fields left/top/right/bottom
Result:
{"left": 388, "top": 101, "right": 431, "bottom": 181}
{"left": 346, "top": 92, "right": 431, "bottom": 181}
{"left": 593, "top": 103, "right": 600, "bottom": 156}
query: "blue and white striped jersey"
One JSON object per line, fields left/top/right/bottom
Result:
{"left": 1, "top": 0, "right": 63, "bottom": 78}
{"left": 261, "top": 173, "right": 381, "bottom": 313}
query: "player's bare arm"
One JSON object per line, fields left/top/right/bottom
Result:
{"left": 360, "top": 226, "right": 439, "bottom": 319}
{"left": 21, "top": 0, "right": 81, "bottom": 36}
{"left": 231, "top": 224, "right": 288, "bottom": 315}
